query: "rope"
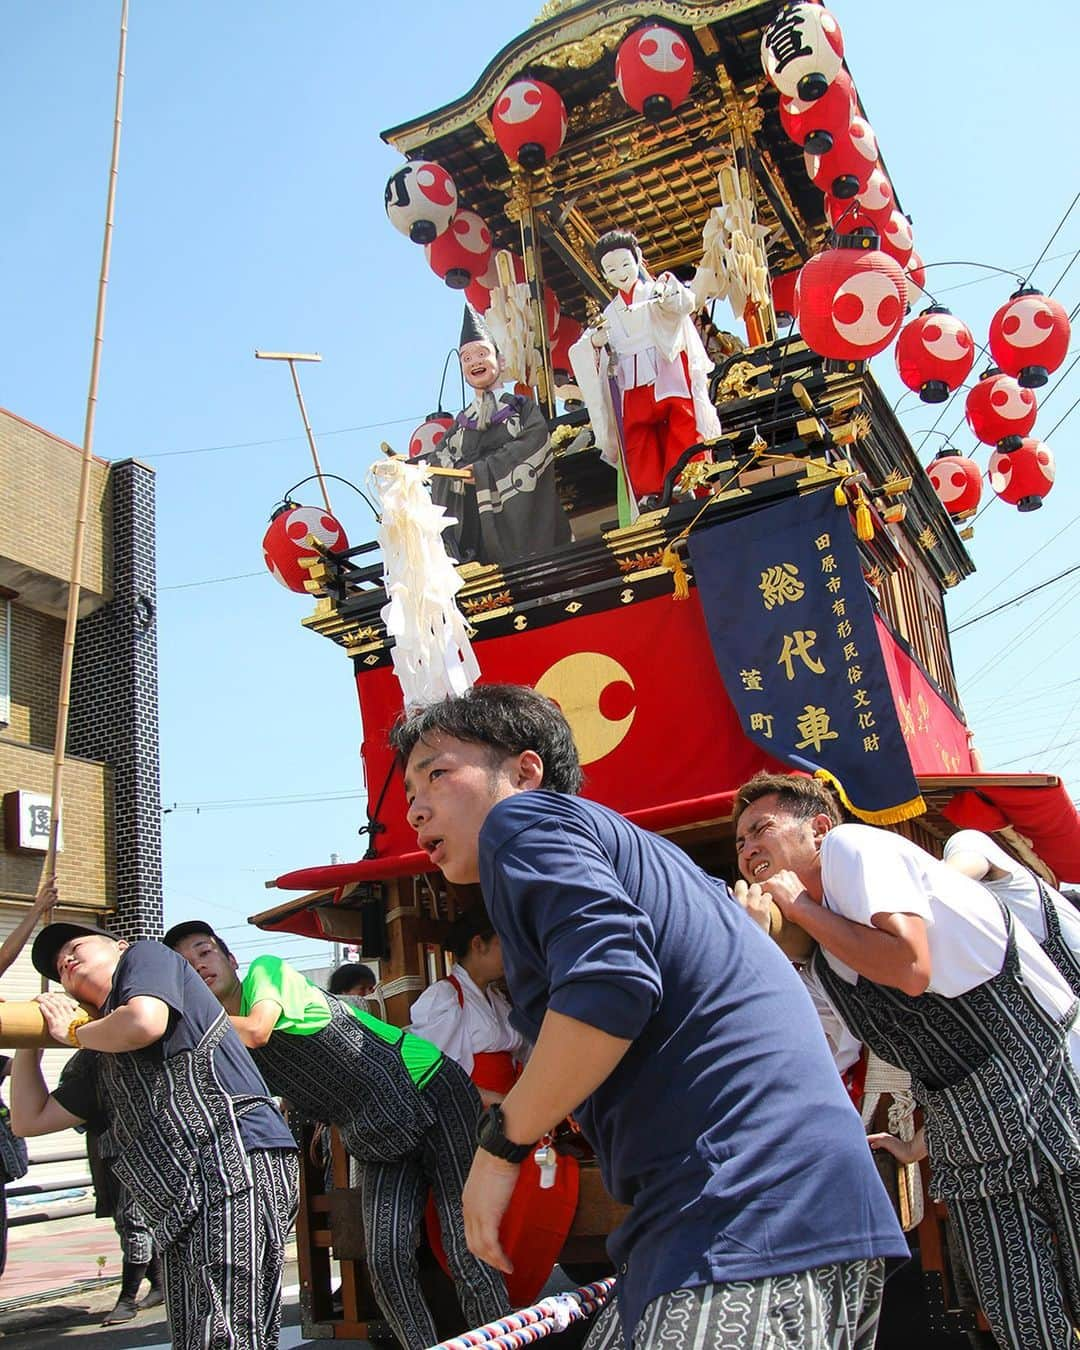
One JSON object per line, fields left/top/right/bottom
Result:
{"left": 370, "top": 973, "right": 425, "bottom": 1020}
{"left": 428, "top": 1279, "right": 616, "bottom": 1350}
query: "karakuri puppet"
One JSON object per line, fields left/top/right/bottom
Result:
{"left": 570, "top": 229, "right": 721, "bottom": 506}
{"left": 420, "top": 305, "right": 572, "bottom": 564}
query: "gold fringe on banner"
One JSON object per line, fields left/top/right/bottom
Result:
{"left": 814, "top": 768, "right": 926, "bottom": 826}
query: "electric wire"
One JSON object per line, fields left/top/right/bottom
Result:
{"left": 147, "top": 414, "right": 425, "bottom": 460}
{"left": 950, "top": 566, "right": 1080, "bottom": 632}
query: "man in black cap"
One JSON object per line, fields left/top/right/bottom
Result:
{"left": 421, "top": 304, "right": 572, "bottom": 565}
{"left": 11, "top": 919, "right": 297, "bottom": 1350}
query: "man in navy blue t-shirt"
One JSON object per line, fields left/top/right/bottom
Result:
{"left": 392, "top": 684, "right": 907, "bottom": 1350}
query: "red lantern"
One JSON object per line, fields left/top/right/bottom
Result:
{"left": 878, "top": 210, "right": 914, "bottom": 268}
{"left": 615, "top": 25, "right": 694, "bottom": 120}
{"left": 988, "top": 437, "right": 1055, "bottom": 511}
{"left": 262, "top": 503, "right": 348, "bottom": 594}
{"left": 796, "top": 232, "right": 907, "bottom": 370}
{"left": 905, "top": 251, "right": 927, "bottom": 299}
{"left": 854, "top": 167, "right": 896, "bottom": 225}
{"left": 964, "top": 368, "right": 1038, "bottom": 450}
{"left": 778, "top": 68, "right": 855, "bottom": 153}
{"left": 770, "top": 269, "right": 800, "bottom": 325}
{"left": 895, "top": 305, "right": 976, "bottom": 403}
{"left": 465, "top": 279, "right": 492, "bottom": 313}
{"left": 541, "top": 286, "right": 561, "bottom": 342}
{"left": 805, "top": 115, "right": 877, "bottom": 198}
{"left": 384, "top": 161, "right": 457, "bottom": 245}
{"left": 927, "top": 451, "right": 983, "bottom": 520}
{"left": 988, "top": 287, "right": 1071, "bottom": 388}
{"left": 761, "top": 3, "right": 844, "bottom": 101}
{"left": 408, "top": 414, "right": 455, "bottom": 460}
{"left": 425, "top": 210, "right": 493, "bottom": 290}
{"left": 492, "top": 79, "right": 567, "bottom": 170}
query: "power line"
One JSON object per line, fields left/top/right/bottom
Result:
{"left": 1022, "top": 189, "right": 1080, "bottom": 288}
{"left": 160, "top": 571, "right": 264, "bottom": 591}
{"left": 147, "top": 414, "right": 425, "bottom": 461}
{"left": 163, "top": 789, "right": 365, "bottom": 814}
{"left": 960, "top": 574, "right": 1080, "bottom": 692}
{"left": 953, "top": 505, "right": 1080, "bottom": 620}
{"left": 951, "top": 566, "right": 1080, "bottom": 632}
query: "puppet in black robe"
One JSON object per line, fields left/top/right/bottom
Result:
{"left": 423, "top": 306, "right": 572, "bottom": 564}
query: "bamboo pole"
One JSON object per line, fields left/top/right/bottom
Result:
{"left": 254, "top": 351, "right": 332, "bottom": 513}
{"left": 42, "top": 0, "right": 129, "bottom": 967}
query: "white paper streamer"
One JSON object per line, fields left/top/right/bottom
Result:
{"left": 368, "top": 458, "right": 480, "bottom": 711}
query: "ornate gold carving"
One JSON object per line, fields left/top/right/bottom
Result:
{"left": 362, "top": 654, "right": 379, "bottom": 667}
{"left": 942, "top": 569, "right": 960, "bottom": 588}
{"left": 617, "top": 549, "right": 664, "bottom": 573}
{"left": 504, "top": 169, "right": 533, "bottom": 223}
{"left": 677, "top": 461, "right": 714, "bottom": 495}
{"left": 565, "top": 601, "right": 583, "bottom": 614}
{"left": 917, "top": 526, "right": 939, "bottom": 551}
{"left": 864, "top": 566, "right": 885, "bottom": 589}
{"left": 461, "top": 589, "right": 513, "bottom": 615}
{"left": 541, "top": 19, "right": 635, "bottom": 70}
{"left": 533, "top": 0, "right": 576, "bottom": 22}
{"left": 620, "top": 588, "right": 635, "bottom": 604}
{"left": 714, "top": 360, "right": 760, "bottom": 401}
{"left": 849, "top": 411, "right": 872, "bottom": 441}
{"left": 566, "top": 88, "right": 623, "bottom": 137}
{"left": 513, "top": 614, "right": 529, "bottom": 630}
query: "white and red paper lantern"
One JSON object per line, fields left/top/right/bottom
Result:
{"left": 492, "top": 79, "right": 567, "bottom": 170}
{"left": 824, "top": 194, "right": 879, "bottom": 237}
{"left": 964, "top": 368, "right": 1038, "bottom": 449}
{"left": 878, "top": 210, "right": 915, "bottom": 268}
{"left": 770, "top": 269, "right": 800, "bottom": 325}
{"left": 550, "top": 317, "right": 583, "bottom": 379}
{"left": 384, "top": 161, "right": 457, "bottom": 245}
{"left": 778, "top": 67, "right": 855, "bottom": 153}
{"left": 408, "top": 414, "right": 455, "bottom": 460}
{"left": 761, "top": 3, "right": 844, "bottom": 101}
{"left": 895, "top": 305, "right": 976, "bottom": 403}
{"left": 805, "top": 116, "right": 877, "bottom": 199}
{"left": 904, "top": 251, "right": 927, "bottom": 299}
{"left": 988, "top": 437, "right": 1055, "bottom": 511}
{"left": 854, "top": 167, "right": 896, "bottom": 225}
{"left": 616, "top": 25, "right": 694, "bottom": 119}
{"left": 796, "top": 232, "right": 907, "bottom": 369}
{"left": 927, "top": 451, "right": 983, "bottom": 520}
{"left": 262, "top": 503, "right": 348, "bottom": 594}
{"left": 988, "top": 288, "right": 1071, "bottom": 388}
{"left": 426, "top": 209, "right": 493, "bottom": 290}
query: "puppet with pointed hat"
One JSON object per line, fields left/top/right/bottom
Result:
{"left": 420, "top": 305, "right": 572, "bottom": 564}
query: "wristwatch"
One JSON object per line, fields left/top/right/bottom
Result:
{"left": 476, "top": 1103, "right": 534, "bottom": 1163}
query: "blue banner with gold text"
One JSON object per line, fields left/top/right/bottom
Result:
{"left": 688, "top": 489, "right": 924, "bottom": 823}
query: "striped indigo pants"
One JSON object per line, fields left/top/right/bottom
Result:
{"left": 161, "top": 1148, "right": 298, "bottom": 1350}
{"left": 949, "top": 1167, "right": 1080, "bottom": 1350}
{"left": 583, "top": 1259, "right": 885, "bottom": 1350}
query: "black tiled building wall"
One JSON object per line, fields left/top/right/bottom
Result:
{"left": 69, "top": 459, "right": 162, "bottom": 939}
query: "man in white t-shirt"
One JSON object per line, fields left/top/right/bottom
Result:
{"left": 733, "top": 771, "right": 1080, "bottom": 1350}
{"left": 945, "top": 828, "right": 1080, "bottom": 996}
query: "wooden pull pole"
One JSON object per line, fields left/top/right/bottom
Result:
{"left": 42, "top": 0, "right": 129, "bottom": 977}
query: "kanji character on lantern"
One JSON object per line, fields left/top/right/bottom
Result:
{"left": 569, "top": 229, "right": 720, "bottom": 504}
{"left": 989, "top": 287, "right": 1071, "bottom": 388}
{"left": 384, "top": 160, "right": 457, "bottom": 245}
{"left": 964, "top": 367, "right": 1038, "bottom": 450}
{"left": 761, "top": 3, "right": 844, "bottom": 101}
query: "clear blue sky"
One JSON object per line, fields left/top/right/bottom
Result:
{"left": 2, "top": 1, "right": 1077, "bottom": 964}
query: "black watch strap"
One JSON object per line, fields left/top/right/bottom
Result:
{"left": 476, "top": 1103, "right": 534, "bottom": 1163}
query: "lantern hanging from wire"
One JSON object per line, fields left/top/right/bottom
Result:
{"left": 778, "top": 67, "right": 855, "bottom": 153}
{"left": 988, "top": 437, "right": 1055, "bottom": 511}
{"left": 615, "top": 24, "right": 694, "bottom": 120}
{"left": 877, "top": 210, "right": 915, "bottom": 268}
{"left": 426, "top": 210, "right": 493, "bottom": 290}
{"left": 825, "top": 194, "right": 879, "bottom": 238}
{"left": 895, "top": 305, "right": 976, "bottom": 403}
{"left": 492, "top": 79, "right": 568, "bottom": 170}
{"left": 854, "top": 166, "right": 896, "bottom": 225}
{"left": 927, "top": 449, "right": 983, "bottom": 520}
{"left": 964, "top": 368, "right": 1038, "bottom": 449}
{"left": 795, "top": 229, "right": 907, "bottom": 371}
{"left": 384, "top": 161, "right": 457, "bottom": 245}
{"left": 904, "top": 252, "right": 927, "bottom": 299}
{"left": 770, "top": 269, "right": 800, "bottom": 326}
{"left": 262, "top": 503, "right": 348, "bottom": 594}
{"left": 408, "top": 413, "right": 456, "bottom": 460}
{"left": 988, "top": 287, "right": 1071, "bottom": 388}
{"left": 761, "top": 3, "right": 844, "bottom": 101}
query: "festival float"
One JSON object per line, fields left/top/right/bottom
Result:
{"left": 249, "top": 1, "right": 1079, "bottom": 1341}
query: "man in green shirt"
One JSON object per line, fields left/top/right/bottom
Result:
{"left": 164, "top": 922, "right": 508, "bottom": 1350}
